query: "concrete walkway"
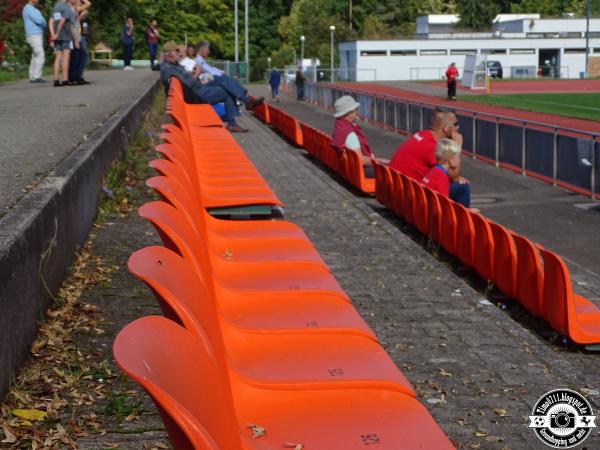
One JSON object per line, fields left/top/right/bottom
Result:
{"left": 0, "top": 68, "right": 159, "bottom": 216}
{"left": 252, "top": 87, "right": 600, "bottom": 301}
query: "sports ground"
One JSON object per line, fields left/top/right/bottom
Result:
{"left": 429, "top": 78, "right": 600, "bottom": 122}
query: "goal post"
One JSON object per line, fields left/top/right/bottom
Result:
{"left": 462, "top": 54, "right": 488, "bottom": 91}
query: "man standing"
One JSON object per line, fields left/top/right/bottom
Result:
{"left": 145, "top": 19, "right": 159, "bottom": 70}
{"left": 445, "top": 62, "right": 459, "bottom": 101}
{"left": 268, "top": 67, "right": 281, "bottom": 102}
{"left": 49, "top": 0, "right": 78, "bottom": 87}
{"left": 160, "top": 41, "right": 263, "bottom": 133}
{"left": 295, "top": 65, "right": 305, "bottom": 101}
{"left": 22, "top": 0, "right": 47, "bottom": 83}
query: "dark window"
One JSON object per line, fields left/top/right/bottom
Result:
{"left": 360, "top": 50, "right": 387, "bottom": 56}
{"left": 420, "top": 49, "right": 447, "bottom": 56}
{"left": 450, "top": 49, "right": 477, "bottom": 55}
{"left": 390, "top": 50, "right": 417, "bottom": 56}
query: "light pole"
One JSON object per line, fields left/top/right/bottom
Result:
{"left": 300, "top": 35, "right": 305, "bottom": 67}
{"left": 244, "top": 0, "right": 249, "bottom": 75}
{"left": 267, "top": 57, "right": 271, "bottom": 70}
{"left": 585, "top": 0, "right": 590, "bottom": 77}
{"left": 234, "top": 0, "right": 238, "bottom": 62}
{"left": 329, "top": 25, "right": 336, "bottom": 82}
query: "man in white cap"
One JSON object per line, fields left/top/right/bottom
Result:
{"left": 331, "top": 95, "right": 375, "bottom": 177}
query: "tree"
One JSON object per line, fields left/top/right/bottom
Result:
{"left": 457, "top": 0, "right": 498, "bottom": 30}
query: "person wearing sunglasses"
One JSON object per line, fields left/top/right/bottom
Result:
{"left": 389, "top": 108, "right": 472, "bottom": 207}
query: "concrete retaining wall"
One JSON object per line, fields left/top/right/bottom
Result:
{"left": 0, "top": 79, "right": 160, "bottom": 399}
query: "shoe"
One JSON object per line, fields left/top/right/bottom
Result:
{"left": 244, "top": 96, "right": 264, "bottom": 110}
{"left": 30, "top": 78, "right": 47, "bottom": 83}
{"left": 53, "top": 80, "right": 62, "bottom": 87}
{"left": 123, "top": 66, "right": 135, "bottom": 71}
{"left": 227, "top": 124, "right": 249, "bottom": 133}
{"left": 78, "top": 79, "right": 91, "bottom": 85}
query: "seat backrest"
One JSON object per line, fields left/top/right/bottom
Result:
{"left": 149, "top": 159, "right": 196, "bottom": 196}
{"left": 412, "top": 181, "right": 429, "bottom": 235}
{"left": 488, "top": 222, "right": 518, "bottom": 299}
{"left": 113, "top": 316, "right": 242, "bottom": 450}
{"left": 138, "top": 200, "right": 214, "bottom": 283}
{"left": 511, "top": 232, "right": 544, "bottom": 316}
{"left": 452, "top": 202, "right": 475, "bottom": 268}
{"left": 390, "top": 169, "right": 404, "bottom": 217}
{"left": 128, "top": 246, "right": 224, "bottom": 357}
{"left": 381, "top": 164, "right": 394, "bottom": 209}
{"left": 423, "top": 186, "right": 442, "bottom": 243}
{"left": 470, "top": 213, "right": 495, "bottom": 281}
{"left": 400, "top": 175, "right": 416, "bottom": 224}
{"left": 373, "top": 160, "right": 386, "bottom": 205}
{"left": 437, "top": 195, "right": 458, "bottom": 255}
{"left": 538, "top": 247, "right": 570, "bottom": 333}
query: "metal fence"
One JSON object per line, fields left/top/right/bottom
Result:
{"left": 211, "top": 60, "right": 248, "bottom": 83}
{"left": 409, "top": 65, "right": 570, "bottom": 81}
{"left": 295, "top": 82, "right": 599, "bottom": 198}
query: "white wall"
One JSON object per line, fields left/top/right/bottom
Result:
{"left": 340, "top": 38, "right": 600, "bottom": 81}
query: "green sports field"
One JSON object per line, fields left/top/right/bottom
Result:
{"left": 461, "top": 92, "right": 600, "bottom": 122}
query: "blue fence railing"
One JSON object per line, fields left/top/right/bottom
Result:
{"left": 295, "top": 82, "right": 599, "bottom": 199}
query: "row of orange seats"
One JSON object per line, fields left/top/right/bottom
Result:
{"left": 113, "top": 79, "right": 456, "bottom": 449}
{"left": 253, "top": 102, "right": 376, "bottom": 194}
{"left": 373, "top": 160, "right": 600, "bottom": 347}
{"left": 251, "top": 99, "right": 599, "bottom": 347}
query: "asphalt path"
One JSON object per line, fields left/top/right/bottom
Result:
{"left": 0, "top": 69, "right": 159, "bottom": 216}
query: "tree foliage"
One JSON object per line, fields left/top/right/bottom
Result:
{"left": 457, "top": 0, "right": 499, "bottom": 30}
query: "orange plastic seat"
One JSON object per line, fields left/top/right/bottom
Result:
{"left": 390, "top": 169, "right": 404, "bottom": 217}
{"left": 401, "top": 176, "right": 417, "bottom": 225}
{"left": 423, "top": 186, "right": 442, "bottom": 242}
{"left": 488, "top": 222, "right": 518, "bottom": 299}
{"left": 114, "top": 316, "right": 455, "bottom": 450}
{"left": 128, "top": 247, "right": 415, "bottom": 394}
{"left": 511, "top": 232, "right": 544, "bottom": 316}
{"left": 412, "top": 181, "right": 429, "bottom": 235}
{"left": 138, "top": 201, "right": 351, "bottom": 302}
{"left": 470, "top": 213, "right": 495, "bottom": 281}
{"left": 539, "top": 248, "right": 600, "bottom": 345}
{"left": 437, "top": 195, "right": 458, "bottom": 255}
{"left": 452, "top": 202, "right": 475, "bottom": 268}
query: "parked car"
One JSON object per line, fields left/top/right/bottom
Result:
{"left": 486, "top": 60, "right": 503, "bottom": 79}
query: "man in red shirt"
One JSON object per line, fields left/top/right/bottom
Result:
{"left": 422, "top": 138, "right": 461, "bottom": 197}
{"left": 445, "top": 62, "right": 459, "bottom": 101}
{"left": 389, "top": 108, "right": 472, "bottom": 207}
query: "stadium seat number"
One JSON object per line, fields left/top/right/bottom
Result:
{"left": 361, "top": 433, "right": 381, "bottom": 445}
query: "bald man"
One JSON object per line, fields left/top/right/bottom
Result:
{"left": 389, "top": 109, "right": 472, "bottom": 207}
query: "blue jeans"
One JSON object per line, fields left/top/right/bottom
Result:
{"left": 76, "top": 37, "right": 88, "bottom": 80}
{"left": 449, "top": 182, "right": 471, "bottom": 208}
{"left": 194, "top": 84, "right": 240, "bottom": 125}
{"left": 210, "top": 75, "right": 249, "bottom": 103}
{"left": 271, "top": 85, "right": 280, "bottom": 98}
{"left": 122, "top": 42, "right": 133, "bottom": 66}
{"left": 148, "top": 43, "right": 157, "bottom": 69}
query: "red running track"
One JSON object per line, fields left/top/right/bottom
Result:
{"left": 336, "top": 82, "right": 600, "bottom": 137}
{"left": 429, "top": 78, "right": 600, "bottom": 94}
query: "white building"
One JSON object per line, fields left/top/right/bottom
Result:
{"left": 338, "top": 16, "right": 600, "bottom": 81}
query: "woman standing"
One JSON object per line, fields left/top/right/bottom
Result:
{"left": 121, "top": 16, "right": 134, "bottom": 70}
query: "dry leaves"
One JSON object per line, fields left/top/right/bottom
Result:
{"left": 0, "top": 241, "right": 115, "bottom": 448}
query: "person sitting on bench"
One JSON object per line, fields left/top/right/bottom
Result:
{"left": 160, "top": 41, "right": 263, "bottom": 133}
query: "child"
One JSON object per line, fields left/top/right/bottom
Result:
{"left": 422, "top": 138, "right": 461, "bottom": 197}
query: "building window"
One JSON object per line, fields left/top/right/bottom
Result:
{"left": 564, "top": 48, "right": 586, "bottom": 54}
{"left": 526, "top": 33, "right": 544, "bottom": 38}
{"left": 390, "top": 50, "right": 417, "bottom": 56}
{"left": 420, "top": 49, "right": 447, "bottom": 56}
{"left": 482, "top": 49, "right": 507, "bottom": 55}
{"left": 587, "top": 32, "right": 600, "bottom": 38}
{"left": 510, "top": 48, "right": 535, "bottom": 54}
{"left": 360, "top": 50, "right": 387, "bottom": 56}
{"left": 450, "top": 49, "right": 477, "bottom": 55}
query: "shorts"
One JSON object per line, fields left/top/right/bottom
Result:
{"left": 53, "top": 40, "right": 71, "bottom": 51}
